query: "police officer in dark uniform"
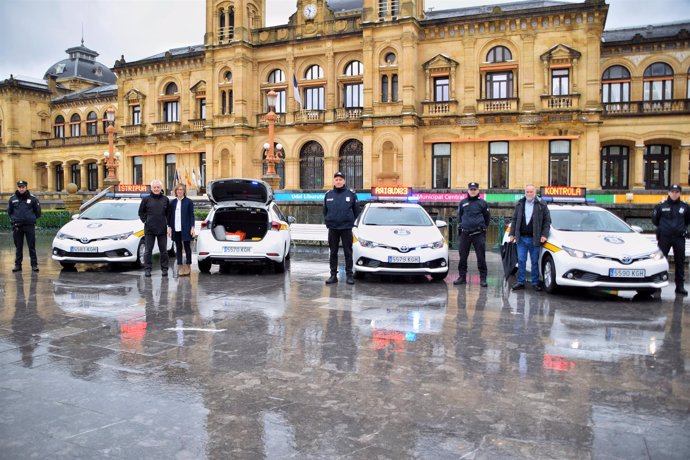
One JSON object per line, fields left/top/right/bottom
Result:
{"left": 323, "top": 171, "right": 359, "bottom": 285}
{"left": 454, "top": 182, "right": 491, "bottom": 287}
{"left": 8, "top": 180, "right": 41, "bottom": 272}
{"left": 652, "top": 183, "right": 690, "bottom": 295}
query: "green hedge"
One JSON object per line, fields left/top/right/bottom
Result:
{"left": 0, "top": 209, "right": 72, "bottom": 231}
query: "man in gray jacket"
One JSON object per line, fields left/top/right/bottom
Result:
{"left": 509, "top": 185, "right": 551, "bottom": 291}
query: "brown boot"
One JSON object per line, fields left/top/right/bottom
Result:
{"left": 177, "top": 265, "right": 184, "bottom": 277}
{"left": 181, "top": 264, "right": 191, "bottom": 276}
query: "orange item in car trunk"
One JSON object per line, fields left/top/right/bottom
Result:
{"left": 226, "top": 230, "right": 246, "bottom": 241}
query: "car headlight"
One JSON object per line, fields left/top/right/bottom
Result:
{"left": 562, "top": 245, "right": 596, "bottom": 258}
{"left": 107, "top": 231, "right": 133, "bottom": 241}
{"left": 357, "top": 237, "right": 379, "bottom": 248}
{"left": 56, "top": 231, "right": 72, "bottom": 240}
{"left": 650, "top": 249, "right": 665, "bottom": 260}
{"left": 421, "top": 240, "right": 445, "bottom": 249}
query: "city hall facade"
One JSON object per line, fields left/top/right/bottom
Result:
{"left": 1, "top": 0, "right": 689, "bottom": 202}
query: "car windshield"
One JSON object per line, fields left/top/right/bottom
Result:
{"left": 80, "top": 202, "right": 140, "bottom": 220}
{"left": 550, "top": 209, "right": 632, "bottom": 233}
{"left": 363, "top": 206, "right": 433, "bottom": 226}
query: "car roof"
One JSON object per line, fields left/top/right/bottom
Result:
{"left": 547, "top": 204, "right": 607, "bottom": 212}
{"left": 364, "top": 202, "right": 423, "bottom": 208}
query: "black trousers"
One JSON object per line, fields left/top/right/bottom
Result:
{"left": 457, "top": 230, "right": 487, "bottom": 280}
{"left": 13, "top": 224, "right": 37, "bottom": 267}
{"left": 328, "top": 228, "right": 353, "bottom": 276}
{"left": 144, "top": 233, "right": 169, "bottom": 271}
{"left": 658, "top": 234, "right": 686, "bottom": 285}
{"left": 172, "top": 231, "right": 192, "bottom": 265}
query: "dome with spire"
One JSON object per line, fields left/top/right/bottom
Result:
{"left": 43, "top": 41, "right": 116, "bottom": 85}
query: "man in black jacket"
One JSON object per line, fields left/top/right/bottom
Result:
{"left": 138, "top": 179, "right": 170, "bottom": 277}
{"left": 509, "top": 184, "right": 551, "bottom": 291}
{"left": 8, "top": 180, "right": 41, "bottom": 272}
{"left": 323, "top": 172, "right": 359, "bottom": 285}
{"left": 455, "top": 182, "right": 491, "bottom": 286}
{"left": 652, "top": 184, "right": 690, "bottom": 295}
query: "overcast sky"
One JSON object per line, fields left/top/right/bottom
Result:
{"left": 1, "top": 0, "right": 689, "bottom": 81}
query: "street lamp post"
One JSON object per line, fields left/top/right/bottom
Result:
{"left": 262, "top": 90, "right": 281, "bottom": 189}
{"left": 103, "top": 105, "right": 121, "bottom": 187}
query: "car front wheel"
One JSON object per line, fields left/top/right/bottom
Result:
{"left": 59, "top": 262, "right": 76, "bottom": 270}
{"left": 134, "top": 239, "right": 145, "bottom": 268}
{"left": 431, "top": 270, "right": 449, "bottom": 281}
{"left": 542, "top": 255, "right": 558, "bottom": 293}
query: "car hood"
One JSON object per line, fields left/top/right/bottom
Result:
{"left": 551, "top": 229, "right": 659, "bottom": 256}
{"left": 207, "top": 178, "right": 273, "bottom": 205}
{"left": 58, "top": 218, "right": 142, "bottom": 238}
{"left": 356, "top": 225, "right": 443, "bottom": 246}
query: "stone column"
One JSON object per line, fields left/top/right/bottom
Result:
{"left": 632, "top": 144, "right": 645, "bottom": 189}
{"left": 680, "top": 144, "right": 690, "bottom": 187}
{"left": 46, "top": 164, "right": 55, "bottom": 192}
{"left": 80, "top": 163, "right": 88, "bottom": 191}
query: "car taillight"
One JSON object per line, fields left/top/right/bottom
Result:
{"left": 201, "top": 220, "right": 208, "bottom": 229}
{"left": 271, "top": 221, "right": 288, "bottom": 231}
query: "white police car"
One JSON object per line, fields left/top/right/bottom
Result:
{"left": 52, "top": 199, "right": 173, "bottom": 269}
{"left": 352, "top": 202, "right": 449, "bottom": 280}
{"left": 532, "top": 204, "right": 669, "bottom": 294}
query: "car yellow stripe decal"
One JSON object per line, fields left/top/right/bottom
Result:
{"left": 543, "top": 242, "right": 561, "bottom": 252}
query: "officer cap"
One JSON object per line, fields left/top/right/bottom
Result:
{"left": 334, "top": 171, "right": 345, "bottom": 179}
{"left": 17, "top": 180, "right": 27, "bottom": 187}
{"left": 670, "top": 184, "right": 682, "bottom": 192}
{"left": 468, "top": 182, "right": 479, "bottom": 189}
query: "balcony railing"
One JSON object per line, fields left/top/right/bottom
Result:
{"left": 541, "top": 94, "right": 580, "bottom": 110}
{"left": 189, "top": 119, "right": 205, "bottom": 131}
{"left": 422, "top": 100, "right": 458, "bottom": 116}
{"left": 256, "top": 113, "right": 283, "bottom": 126}
{"left": 603, "top": 99, "right": 690, "bottom": 116}
{"left": 335, "top": 107, "right": 363, "bottom": 120}
{"left": 218, "top": 26, "right": 235, "bottom": 44}
{"left": 294, "top": 110, "right": 325, "bottom": 123}
{"left": 152, "top": 121, "right": 180, "bottom": 134}
{"left": 32, "top": 134, "right": 110, "bottom": 148}
{"left": 478, "top": 97, "right": 519, "bottom": 113}
{"left": 121, "top": 124, "right": 145, "bottom": 137}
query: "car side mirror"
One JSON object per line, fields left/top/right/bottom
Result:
{"left": 631, "top": 225, "right": 643, "bottom": 233}
{"left": 287, "top": 216, "right": 296, "bottom": 224}
{"left": 436, "top": 220, "right": 448, "bottom": 228}
{"left": 71, "top": 214, "right": 80, "bottom": 220}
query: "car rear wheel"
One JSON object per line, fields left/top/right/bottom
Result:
{"left": 431, "top": 270, "right": 448, "bottom": 281}
{"left": 59, "top": 262, "right": 76, "bottom": 269}
{"left": 274, "top": 257, "right": 286, "bottom": 273}
{"left": 198, "top": 259, "right": 212, "bottom": 273}
{"left": 542, "top": 255, "right": 559, "bottom": 293}
{"left": 134, "top": 239, "right": 145, "bottom": 268}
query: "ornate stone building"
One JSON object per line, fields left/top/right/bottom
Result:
{"left": 1, "top": 0, "right": 689, "bottom": 199}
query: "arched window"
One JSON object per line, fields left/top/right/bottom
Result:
{"left": 165, "top": 82, "right": 178, "bottom": 95}
{"left": 602, "top": 65, "right": 631, "bottom": 113}
{"left": 344, "top": 61, "right": 363, "bottom": 76}
{"left": 299, "top": 141, "right": 324, "bottom": 189}
{"left": 218, "top": 7, "right": 234, "bottom": 43}
{"left": 487, "top": 46, "right": 512, "bottom": 63}
{"left": 224, "top": 71, "right": 233, "bottom": 83}
{"left": 338, "top": 140, "right": 363, "bottom": 189}
{"left": 70, "top": 113, "right": 81, "bottom": 137}
{"left": 304, "top": 65, "right": 325, "bottom": 111}
{"left": 268, "top": 69, "right": 284, "bottom": 83}
{"left": 342, "top": 61, "right": 364, "bottom": 109}
{"left": 643, "top": 62, "right": 673, "bottom": 102}
{"left": 644, "top": 144, "right": 671, "bottom": 190}
{"left": 600, "top": 145, "right": 629, "bottom": 189}
{"left": 86, "top": 111, "right": 98, "bottom": 135}
{"left": 53, "top": 115, "right": 65, "bottom": 138}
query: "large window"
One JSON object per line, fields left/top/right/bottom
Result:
{"left": 486, "top": 72, "right": 513, "bottom": 99}
{"left": 163, "top": 82, "right": 179, "bottom": 122}
{"left": 343, "top": 60, "right": 364, "bottom": 109}
{"left": 303, "top": 65, "right": 325, "bottom": 111}
{"left": 70, "top": 164, "right": 80, "bottom": 189}
{"left": 87, "top": 162, "right": 98, "bottom": 191}
{"left": 86, "top": 111, "right": 98, "bottom": 135}
{"left": 602, "top": 65, "right": 631, "bottom": 110}
{"left": 551, "top": 68, "right": 569, "bottom": 96}
{"left": 381, "top": 74, "right": 398, "bottom": 102}
{"left": 339, "top": 139, "right": 363, "bottom": 190}
{"left": 199, "top": 98, "right": 206, "bottom": 120}
{"left": 299, "top": 141, "right": 324, "bottom": 190}
{"left": 132, "top": 156, "right": 143, "bottom": 185}
{"left": 165, "top": 154, "right": 177, "bottom": 192}
{"left": 643, "top": 62, "right": 673, "bottom": 102}
{"left": 53, "top": 115, "right": 65, "bottom": 138}
{"left": 432, "top": 143, "right": 451, "bottom": 189}
{"left": 600, "top": 145, "right": 629, "bottom": 189}
{"left": 55, "top": 164, "right": 64, "bottom": 191}
{"left": 489, "top": 141, "right": 509, "bottom": 189}
{"left": 378, "top": 0, "right": 399, "bottom": 17}
{"left": 549, "top": 140, "right": 570, "bottom": 186}
{"left": 70, "top": 113, "right": 81, "bottom": 137}
{"left": 266, "top": 69, "right": 287, "bottom": 113}
{"left": 434, "top": 77, "right": 450, "bottom": 102}
{"left": 644, "top": 144, "right": 671, "bottom": 190}
{"left": 131, "top": 105, "right": 141, "bottom": 125}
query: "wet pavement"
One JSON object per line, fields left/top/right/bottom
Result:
{"left": 1, "top": 235, "right": 689, "bottom": 459}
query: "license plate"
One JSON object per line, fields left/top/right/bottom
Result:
{"left": 70, "top": 246, "right": 98, "bottom": 253}
{"left": 223, "top": 246, "right": 251, "bottom": 253}
{"left": 609, "top": 268, "right": 645, "bottom": 278}
{"left": 388, "top": 256, "right": 420, "bottom": 263}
